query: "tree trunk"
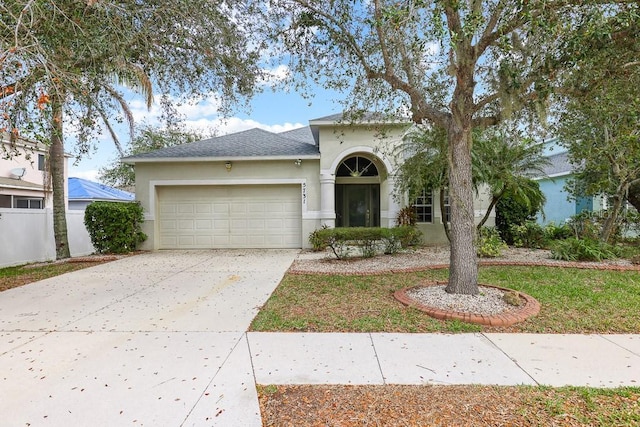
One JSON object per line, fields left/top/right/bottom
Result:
{"left": 627, "top": 180, "right": 640, "bottom": 212}
{"left": 445, "top": 122, "right": 479, "bottom": 295}
{"left": 50, "top": 90, "right": 70, "bottom": 260}
{"left": 439, "top": 188, "right": 451, "bottom": 242}
{"left": 477, "top": 190, "right": 503, "bottom": 230}
{"left": 601, "top": 191, "right": 624, "bottom": 243}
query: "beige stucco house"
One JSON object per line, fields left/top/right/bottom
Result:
{"left": 125, "top": 114, "right": 494, "bottom": 250}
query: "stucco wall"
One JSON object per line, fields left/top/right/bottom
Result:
{"left": 317, "top": 124, "right": 408, "bottom": 228}
{"left": 536, "top": 176, "right": 576, "bottom": 225}
{"left": 414, "top": 184, "right": 496, "bottom": 246}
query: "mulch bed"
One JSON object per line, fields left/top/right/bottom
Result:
{"left": 259, "top": 384, "right": 640, "bottom": 426}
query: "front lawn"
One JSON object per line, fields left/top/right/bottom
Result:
{"left": 0, "top": 261, "right": 108, "bottom": 292}
{"left": 250, "top": 266, "right": 640, "bottom": 333}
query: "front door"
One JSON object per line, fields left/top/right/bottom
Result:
{"left": 336, "top": 184, "right": 380, "bottom": 227}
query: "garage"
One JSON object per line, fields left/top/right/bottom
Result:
{"left": 157, "top": 185, "right": 302, "bottom": 249}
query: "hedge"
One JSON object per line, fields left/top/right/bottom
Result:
{"left": 84, "top": 201, "right": 147, "bottom": 254}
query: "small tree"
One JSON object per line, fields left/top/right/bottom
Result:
{"left": 100, "top": 123, "right": 208, "bottom": 190}
{"left": 394, "top": 126, "right": 547, "bottom": 240}
{"left": 473, "top": 131, "right": 548, "bottom": 229}
{"left": 555, "top": 8, "right": 640, "bottom": 243}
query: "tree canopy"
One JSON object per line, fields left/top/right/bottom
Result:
{"left": 555, "top": 8, "right": 640, "bottom": 242}
{"left": 1, "top": 0, "right": 261, "bottom": 151}
{"left": 99, "top": 123, "right": 208, "bottom": 190}
{"left": 1, "top": 0, "right": 263, "bottom": 258}
{"left": 265, "top": 0, "right": 637, "bottom": 294}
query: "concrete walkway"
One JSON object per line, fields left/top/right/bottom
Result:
{"left": 1, "top": 251, "right": 639, "bottom": 426}
{"left": 248, "top": 332, "right": 640, "bottom": 388}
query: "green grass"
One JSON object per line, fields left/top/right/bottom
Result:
{"left": 0, "top": 261, "right": 107, "bottom": 292}
{"left": 250, "top": 266, "right": 640, "bottom": 333}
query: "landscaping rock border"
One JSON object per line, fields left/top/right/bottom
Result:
{"left": 394, "top": 282, "right": 541, "bottom": 327}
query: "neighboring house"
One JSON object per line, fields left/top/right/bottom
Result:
{"left": 68, "top": 177, "right": 134, "bottom": 210}
{"left": 534, "top": 149, "right": 603, "bottom": 225}
{"left": 124, "top": 114, "right": 494, "bottom": 250}
{"left": 0, "top": 134, "right": 96, "bottom": 267}
{"left": 0, "top": 132, "right": 57, "bottom": 209}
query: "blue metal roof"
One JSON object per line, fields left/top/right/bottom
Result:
{"left": 68, "top": 177, "right": 134, "bottom": 201}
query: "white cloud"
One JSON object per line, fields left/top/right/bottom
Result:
{"left": 70, "top": 169, "right": 101, "bottom": 182}
{"left": 182, "top": 116, "right": 305, "bottom": 137}
{"left": 260, "top": 64, "right": 291, "bottom": 85}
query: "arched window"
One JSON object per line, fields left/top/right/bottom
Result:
{"left": 336, "top": 156, "right": 379, "bottom": 177}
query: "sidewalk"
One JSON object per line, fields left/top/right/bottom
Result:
{"left": 247, "top": 332, "right": 640, "bottom": 388}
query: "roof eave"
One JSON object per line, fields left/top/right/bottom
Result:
{"left": 308, "top": 119, "right": 411, "bottom": 126}
{"left": 123, "top": 154, "right": 321, "bottom": 164}
{"left": 533, "top": 171, "right": 572, "bottom": 180}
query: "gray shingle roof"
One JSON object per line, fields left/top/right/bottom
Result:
{"left": 124, "top": 128, "right": 320, "bottom": 162}
{"left": 278, "top": 126, "right": 317, "bottom": 145}
{"left": 310, "top": 111, "right": 410, "bottom": 123}
{"left": 538, "top": 151, "right": 573, "bottom": 177}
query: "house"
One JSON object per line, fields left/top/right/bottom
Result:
{"left": 68, "top": 177, "right": 134, "bottom": 210}
{"left": 0, "top": 132, "right": 55, "bottom": 209}
{"left": 124, "top": 114, "right": 494, "bottom": 250}
{"left": 534, "top": 149, "right": 604, "bottom": 225}
{"left": 0, "top": 133, "right": 96, "bottom": 267}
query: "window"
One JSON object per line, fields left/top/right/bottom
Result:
{"left": 38, "top": 154, "right": 45, "bottom": 171}
{"left": 413, "top": 189, "right": 433, "bottom": 223}
{"left": 412, "top": 187, "right": 451, "bottom": 223}
{"left": 336, "top": 156, "right": 378, "bottom": 177}
{"left": 14, "top": 198, "right": 43, "bottom": 209}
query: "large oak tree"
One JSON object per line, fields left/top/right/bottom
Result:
{"left": 266, "top": 0, "right": 638, "bottom": 294}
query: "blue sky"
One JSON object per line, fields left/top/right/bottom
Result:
{"left": 67, "top": 86, "right": 344, "bottom": 183}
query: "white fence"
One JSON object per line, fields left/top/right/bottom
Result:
{"left": 0, "top": 208, "right": 95, "bottom": 268}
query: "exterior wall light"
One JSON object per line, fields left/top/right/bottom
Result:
{"left": 225, "top": 161, "right": 232, "bottom": 172}
{"left": 294, "top": 159, "right": 302, "bottom": 167}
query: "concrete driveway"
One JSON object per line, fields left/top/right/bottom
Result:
{"left": 0, "top": 249, "right": 298, "bottom": 427}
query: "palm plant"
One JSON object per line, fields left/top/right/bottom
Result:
{"left": 394, "top": 126, "right": 549, "bottom": 241}
{"left": 473, "top": 131, "right": 549, "bottom": 229}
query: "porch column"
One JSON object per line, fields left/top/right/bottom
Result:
{"left": 385, "top": 174, "right": 401, "bottom": 227}
{"left": 319, "top": 173, "right": 336, "bottom": 227}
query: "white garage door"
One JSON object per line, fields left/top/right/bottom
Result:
{"left": 157, "top": 185, "right": 302, "bottom": 249}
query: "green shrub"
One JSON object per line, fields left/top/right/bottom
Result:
{"left": 309, "top": 226, "right": 422, "bottom": 259}
{"left": 477, "top": 227, "right": 507, "bottom": 258}
{"left": 308, "top": 224, "right": 329, "bottom": 251}
{"left": 509, "top": 221, "right": 547, "bottom": 249}
{"left": 396, "top": 206, "right": 417, "bottom": 226}
{"left": 550, "top": 238, "right": 619, "bottom": 262}
{"left": 386, "top": 226, "right": 423, "bottom": 248}
{"left": 495, "top": 183, "right": 544, "bottom": 245}
{"left": 84, "top": 201, "right": 147, "bottom": 254}
{"left": 543, "top": 222, "right": 573, "bottom": 241}
{"left": 566, "top": 211, "right": 603, "bottom": 240}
